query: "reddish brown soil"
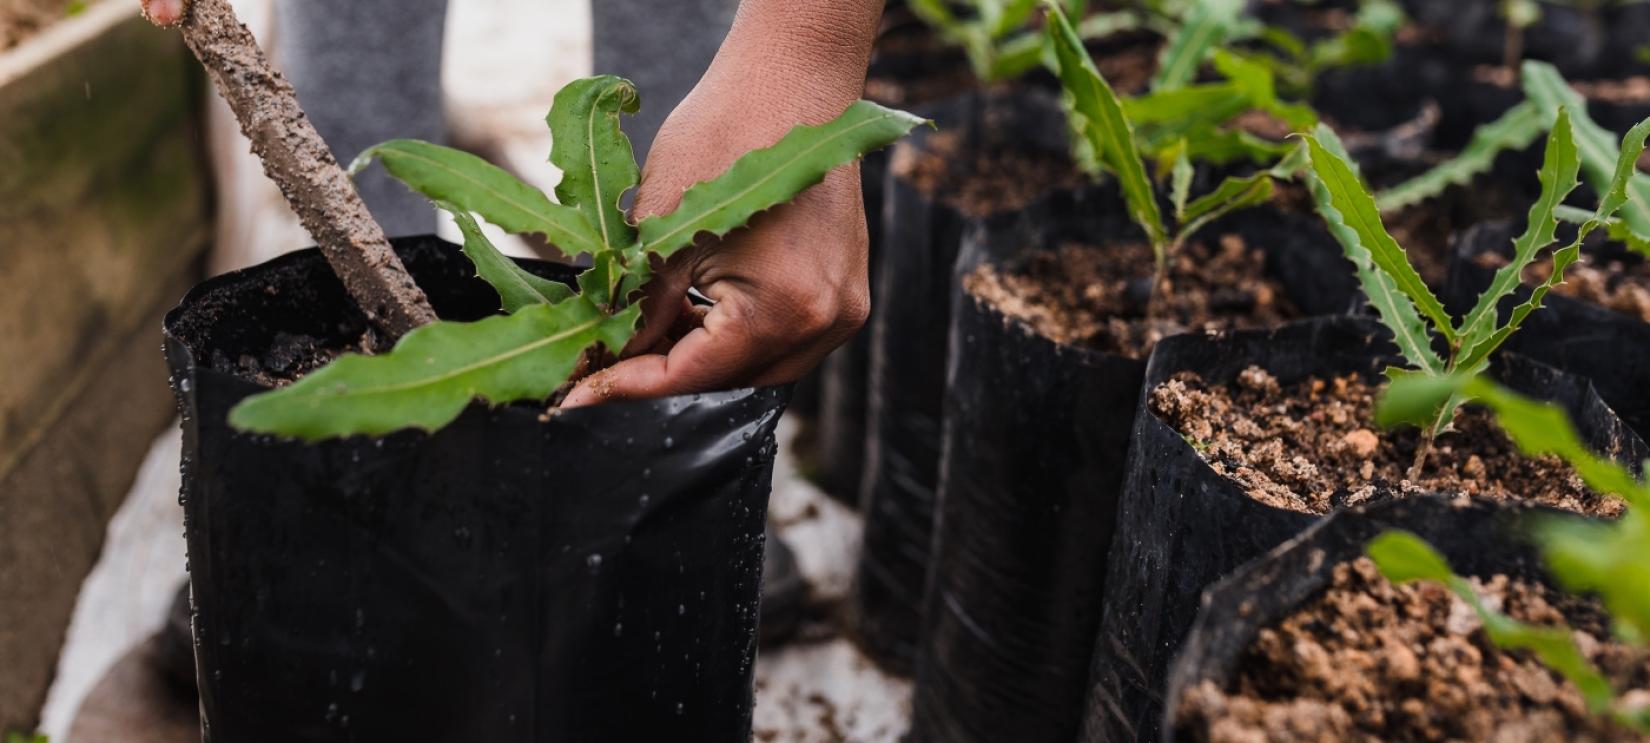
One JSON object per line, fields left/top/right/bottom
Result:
{"left": 891, "top": 129, "right": 1085, "bottom": 217}
{"left": 964, "top": 234, "right": 1299, "bottom": 358}
{"left": 1178, "top": 557, "right": 1650, "bottom": 742}
{"left": 1149, "top": 367, "right": 1622, "bottom": 517}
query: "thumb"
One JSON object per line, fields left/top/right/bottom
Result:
{"left": 563, "top": 298, "right": 777, "bottom": 407}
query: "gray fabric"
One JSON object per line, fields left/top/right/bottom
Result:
{"left": 592, "top": 0, "right": 740, "bottom": 163}
{"left": 275, "top": 0, "right": 451, "bottom": 237}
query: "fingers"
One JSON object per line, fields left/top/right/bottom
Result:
{"left": 563, "top": 274, "right": 867, "bottom": 407}
{"left": 141, "top": 0, "right": 190, "bottom": 26}
{"left": 564, "top": 295, "right": 783, "bottom": 408}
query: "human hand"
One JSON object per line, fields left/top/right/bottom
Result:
{"left": 140, "top": 0, "right": 188, "bottom": 26}
{"left": 563, "top": 1, "right": 880, "bottom": 407}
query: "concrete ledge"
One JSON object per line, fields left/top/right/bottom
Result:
{"left": 0, "top": 5, "right": 209, "bottom": 731}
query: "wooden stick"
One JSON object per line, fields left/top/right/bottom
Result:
{"left": 143, "top": 0, "right": 437, "bottom": 336}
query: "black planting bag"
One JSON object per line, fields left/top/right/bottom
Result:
{"left": 1078, "top": 315, "right": 1646, "bottom": 743}
{"left": 1164, "top": 496, "right": 1564, "bottom": 742}
{"left": 165, "top": 238, "right": 785, "bottom": 742}
{"left": 855, "top": 88, "right": 1073, "bottom": 672}
{"left": 909, "top": 183, "right": 1357, "bottom": 742}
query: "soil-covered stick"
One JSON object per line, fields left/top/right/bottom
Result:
{"left": 143, "top": 0, "right": 437, "bottom": 336}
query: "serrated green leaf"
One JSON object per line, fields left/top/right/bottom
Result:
{"left": 1302, "top": 127, "right": 1445, "bottom": 373}
{"left": 1302, "top": 128, "right": 1457, "bottom": 347}
{"left": 445, "top": 207, "right": 572, "bottom": 311}
{"left": 1458, "top": 114, "right": 1650, "bottom": 369}
{"left": 1367, "top": 530, "right": 1455, "bottom": 583}
{"left": 1046, "top": 1, "right": 1166, "bottom": 246}
{"left": 1180, "top": 172, "right": 1273, "bottom": 240}
{"left": 1377, "top": 101, "right": 1548, "bottom": 213}
{"left": 547, "top": 75, "right": 640, "bottom": 255}
{"left": 1523, "top": 62, "right": 1650, "bottom": 242}
{"left": 1368, "top": 524, "right": 1615, "bottom": 714}
{"left": 230, "top": 298, "right": 640, "bottom": 440}
{"left": 356, "top": 139, "right": 602, "bottom": 259}
{"left": 577, "top": 251, "right": 624, "bottom": 309}
{"left": 636, "top": 101, "right": 925, "bottom": 260}
{"left": 1456, "top": 108, "right": 1582, "bottom": 352}
{"left": 1152, "top": 0, "right": 1243, "bottom": 91}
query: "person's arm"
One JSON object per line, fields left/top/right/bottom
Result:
{"left": 564, "top": 0, "right": 885, "bottom": 406}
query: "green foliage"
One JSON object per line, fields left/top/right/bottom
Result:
{"left": 231, "top": 77, "right": 922, "bottom": 439}
{"left": 910, "top": 0, "right": 1131, "bottom": 82}
{"left": 4, "top": 734, "right": 47, "bottom": 743}
{"left": 1151, "top": 0, "right": 1243, "bottom": 91}
{"left": 1373, "top": 375, "right": 1650, "bottom": 732}
{"left": 1523, "top": 61, "right": 1650, "bottom": 248}
{"left": 1299, "top": 106, "right": 1648, "bottom": 437}
{"left": 1366, "top": 530, "right": 1617, "bottom": 716}
{"left": 1046, "top": 0, "right": 1279, "bottom": 309}
{"left": 1376, "top": 101, "right": 1547, "bottom": 213}
{"left": 1233, "top": 0, "right": 1404, "bottom": 97}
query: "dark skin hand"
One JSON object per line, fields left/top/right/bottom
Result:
{"left": 141, "top": 0, "right": 885, "bottom": 406}
{"left": 564, "top": 0, "right": 884, "bottom": 406}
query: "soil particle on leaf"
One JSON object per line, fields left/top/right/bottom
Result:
{"left": 1178, "top": 557, "right": 1650, "bottom": 742}
{"left": 891, "top": 129, "right": 1085, "bottom": 217}
{"left": 1149, "top": 368, "right": 1623, "bottom": 516}
{"left": 964, "top": 234, "right": 1299, "bottom": 358}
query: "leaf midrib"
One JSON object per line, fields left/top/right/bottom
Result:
{"left": 332, "top": 314, "right": 604, "bottom": 397}
{"left": 393, "top": 147, "right": 592, "bottom": 250}
{"left": 639, "top": 113, "right": 892, "bottom": 253}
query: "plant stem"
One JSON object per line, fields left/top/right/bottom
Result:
{"left": 1406, "top": 435, "right": 1434, "bottom": 482}
{"left": 156, "top": 0, "right": 437, "bottom": 337}
{"left": 1146, "top": 239, "right": 1172, "bottom": 321}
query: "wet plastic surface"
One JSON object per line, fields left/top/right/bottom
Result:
{"left": 1079, "top": 315, "right": 1645, "bottom": 743}
{"left": 165, "top": 238, "right": 786, "bottom": 742}
{"left": 1447, "top": 221, "right": 1650, "bottom": 439}
{"left": 908, "top": 185, "right": 1356, "bottom": 743}
{"left": 855, "top": 89, "right": 1073, "bottom": 673}
{"left": 1164, "top": 496, "right": 1561, "bottom": 743}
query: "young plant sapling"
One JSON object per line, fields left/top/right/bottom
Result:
{"left": 1301, "top": 105, "right": 1650, "bottom": 476}
{"left": 1044, "top": 1, "right": 1290, "bottom": 317}
{"left": 1369, "top": 373, "right": 1650, "bottom": 732}
{"left": 1227, "top": 0, "right": 1405, "bottom": 99}
{"left": 1379, "top": 61, "right": 1650, "bottom": 228}
{"left": 228, "top": 76, "right": 924, "bottom": 440}
{"left": 908, "top": 0, "right": 1132, "bottom": 82}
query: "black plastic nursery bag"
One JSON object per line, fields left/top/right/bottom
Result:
{"left": 164, "top": 238, "right": 786, "bottom": 743}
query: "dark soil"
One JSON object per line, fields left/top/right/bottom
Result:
{"left": 211, "top": 330, "right": 367, "bottom": 389}
{"left": 964, "top": 233, "right": 1299, "bottom": 358}
{"left": 1178, "top": 557, "right": 1650, "bottom": 742}
{"left": 890, "top": 129, "right": 1085, "bottom": 217}
{"left": 1477, "top": 245, "right": 1650, "bottom": 325}
{"left": 1149, "top": 367, "right": 1623, "bottom": 517}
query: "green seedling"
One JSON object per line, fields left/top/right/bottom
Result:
{"left": 1301, "top": 103, "right": 1650, "bottom": 475}
{"left": 1381, "top": 61, "right": 1650, "bottom": 252}
{"left": 228, "top": 76, "right": 923, "bottom": 440}
{"left": 908, "top": 0, "right": 1136, "bottom": 83}
{"left": 1235, "top": 0, "right": 1405, "bottom": 98}
{"left": 1045, "top": 1, "right": 1305, "bottom": 317}
{"left": 1370, "top": 373, "right": 1650, "bottom": 733}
